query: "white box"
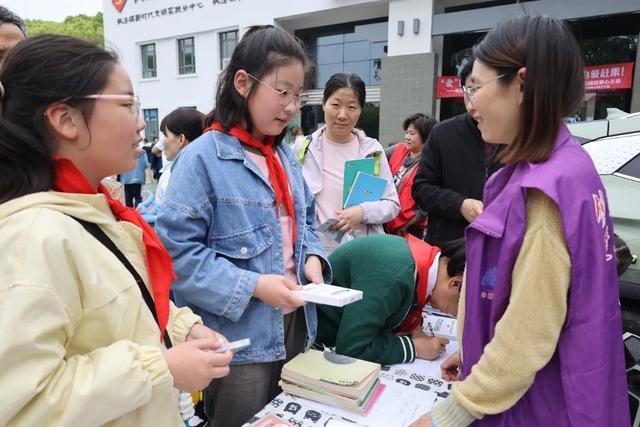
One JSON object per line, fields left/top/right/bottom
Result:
{"left": 294, "top": 284, "right": 363, "bottom": 307}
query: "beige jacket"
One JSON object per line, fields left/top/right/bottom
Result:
{"left": 0, "top": 191, "right": 200, "bottom": 426}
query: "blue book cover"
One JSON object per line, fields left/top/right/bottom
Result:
{"left": 343, "top": 171, "right": 387, "bottom": 209}
{"left": 342, "top": 158, "right": 376, "bottom": 207}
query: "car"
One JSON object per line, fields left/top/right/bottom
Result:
{"left": 580, "top": 130, "right": 640, "bottom": 334}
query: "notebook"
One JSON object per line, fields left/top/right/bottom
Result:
{"left": 342, "top": 158, "right": 376, "bottom": 208}
{"left": 281, "top": 349, "right": 380, "bottom": 399}
{"left": 343, "top": 171, "right": 387, "bottom": 209}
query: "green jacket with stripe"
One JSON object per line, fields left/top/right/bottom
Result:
{"left": 315, "top": 234, "right": 419, "bottom": 365}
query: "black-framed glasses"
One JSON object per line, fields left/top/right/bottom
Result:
{"left": 246, "top": 73, "right": 309, "bottom": 108}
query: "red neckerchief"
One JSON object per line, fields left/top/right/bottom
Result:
{"left": 53, "top": 158, "right": 173, "bottom": 341}
{"left": 206, "top": 123, "right": 297, "bottom": 243}
{"left": 393, "top": 235, "right": 441, "bottom": 334}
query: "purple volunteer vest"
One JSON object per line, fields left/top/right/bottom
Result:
{"left": 461, "top": 124, "right": 629, "bottom": 426}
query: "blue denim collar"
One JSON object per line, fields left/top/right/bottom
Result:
{"left": 212, "top": 130, "right": 246, "bottom": 160}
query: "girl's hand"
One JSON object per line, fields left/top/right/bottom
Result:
{"left": 304, "top": 255, "right": 324, "bottom": 284}
{"left": 334, "top": 206, "right": 364, "bottom": 233}
{"left": 186, "top": 324, "right": 228, "bottom": 346}
{"left": 163, "top": 338, "right": 232, "bottom": 392}
{"left": 409, "top": 413, "right": 434, "bottom": 427}
{"left": 441, "top": 351, "right": 461, "bottom": 381}
{"left": 413, "top": 334, "right": 449, "bottom": 360}
{"left": 253, "top": 274, "right": 305, "bottom": 309}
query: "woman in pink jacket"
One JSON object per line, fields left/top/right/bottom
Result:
{"left": 294, "top": 73, "right": 399, "bottom": 254}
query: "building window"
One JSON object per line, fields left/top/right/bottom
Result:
{"left": 297, "top": 19, "right": 388, "bottom": 88}
{"left": 141, "top": 43, "right": 157, "bottom": 78}
{"left": 143, "top": 108, "right": 159, "bottom": 140}
{"left": 219, "top": 30, "right": 238, "bottom": 70}
{"left": 178, "top": 37, "right": 196, "bottom": 75}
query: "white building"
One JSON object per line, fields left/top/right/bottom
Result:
{"left": 103, "top": 0, "right": 640, "bottom": 144}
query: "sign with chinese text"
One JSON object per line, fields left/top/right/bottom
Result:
{"left": 584, "top": 62, "right": 634, "bottom": 91}
{"left": 437, "top": 61, "right": 635, "bottom": 99}
{"left": 115, "top": 0, "right": 241, "bottom": 25}
{"left": 436, "top": 76, "right": 463, "bottom": 99}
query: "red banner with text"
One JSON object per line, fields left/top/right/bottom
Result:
{"left": 584, "top": 62, "right": 634, "bottom": 91}
{"left": 436, "top": 76, "right": 463, "bottom": 99}
{"left": 437, "top": 61, "right": 635, "bottom": 99}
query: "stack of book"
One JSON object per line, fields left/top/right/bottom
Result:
{"left": 279, "top": 349, "right": 384, "bottom": 415}
{"left": 342, "top": 158, "right": 387, "bottom": 209}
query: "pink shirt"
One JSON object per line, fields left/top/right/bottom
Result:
{"left": 314, "top": 135, "right": 359, "bottom": 253}
{"left": 245, "top": 151, "right": 298, "bottom": 314}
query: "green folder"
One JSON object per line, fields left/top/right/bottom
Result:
{"left": 342, "top": 158, "right": 376, "bottom": 208}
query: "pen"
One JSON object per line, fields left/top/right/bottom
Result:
{"left": 427, "top": 322, "right": 437, "bottom": 338}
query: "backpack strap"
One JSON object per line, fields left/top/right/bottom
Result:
{"left": 297, "top": 135, "right": 313, "bottom": 165}
{"left": 365, "top": 151, "right": 382, "bottom": 176}
{"left": 69, "top": 216, "right": 173, "bottom": 348}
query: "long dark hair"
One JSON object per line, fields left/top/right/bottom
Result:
{"left": 0, "top": 35, "right": 117, "bottom": 204}
{"left": 473, "top": 15, "right": 584, "bottom": 163}
{"left": 322, "top": 72, "right": 366, "bottom": 108}
{"left": 160, "top": 107, "right": 205, "bottom": 142}
{"left": 205, "top": 25, "right": 312, "bottom": 140}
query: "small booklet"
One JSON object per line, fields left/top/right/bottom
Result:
{"left": 294, "top": 283, "right": 363, "bottom": 307}
{"left": 316, "top": 218, "right": 345, "bottom": 243}
{"left": 422, "top": 313, "right": 458, "bottom": 341}
{"left": 343, "top": 171, "right": 387, "bottom": 209}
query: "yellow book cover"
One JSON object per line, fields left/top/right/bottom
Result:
{"left": 281, "top": 349, "right": 380, "bottom": 399}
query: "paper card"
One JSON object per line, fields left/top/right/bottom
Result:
{"left": 294, "top": 284, "right": 363, "bottom": 307}
{"left": 317, "top": 218, "right": 345, "bottom": 243}
{"left": 250, "top": 413, "right": 295, "bottom": 427}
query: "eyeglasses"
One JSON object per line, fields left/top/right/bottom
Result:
{"left": 462, "top": 74, "right": 506, "bottom": 101}
{"left": 83, "top": 94, "right": 141, "bottom": 117}
{"left": 246, "top": 73, "right": 309, "bottom": 108}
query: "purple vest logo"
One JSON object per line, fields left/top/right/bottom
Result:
{"left": 592, "top": 189, "right": 614, "bottom": 262}
{"left": 480, "top": 267, "right": 497, "bottom": 300}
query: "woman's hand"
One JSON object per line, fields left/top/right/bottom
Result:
{"left": 441, "top": 351, "right": 461, "bottom": 381}
{"left": 334, "top": 206, "right": 364, "bottom": 233}
{"left": 253, "top": 274, "right": 305, "bottom": 309}
{"left": 460, "top": 198, "right": 483, "bottom": 223}
{"left": 163, "top": 338, "right": 232, "bottom": 392}
{"left": 304, "top": 255, "right": 324, "bottom": 284}
{"left": 409, "top": 413, "right": 434, "bottom": 427}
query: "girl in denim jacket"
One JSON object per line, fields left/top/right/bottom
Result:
{"left": 156, "top": 26, "right": 331, "bottom": 427}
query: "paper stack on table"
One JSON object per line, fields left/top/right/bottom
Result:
{"left": 279, "top": 349, "right": 383, "bottom": 415}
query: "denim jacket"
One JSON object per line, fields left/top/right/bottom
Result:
{"left": 156, "top": 130, "right": 331, "bottom": 364}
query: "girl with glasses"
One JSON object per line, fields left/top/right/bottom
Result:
{"left": 0, "top": 35, "right": 232, "bottom": 426}
{"left": 155, "top": 25, "right": 330, "bottom": 427}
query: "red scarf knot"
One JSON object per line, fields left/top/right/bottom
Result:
{"left": 206, "top": 123, "right": 297, "bottom": 244}
{"left": 53, "top": 157, "right": 174, "bottom": 341}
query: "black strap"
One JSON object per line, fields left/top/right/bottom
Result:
{"left": 70, "top": 216, "right": 173, "bottom": 348}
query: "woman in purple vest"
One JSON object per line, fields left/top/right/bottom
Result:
{"left": 411, "top": 15, "right": 629, "bottom": 427}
